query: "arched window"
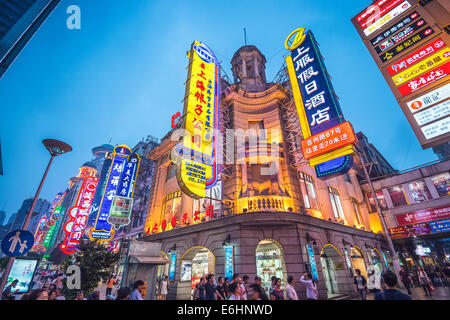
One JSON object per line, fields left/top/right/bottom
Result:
{"left": 299, "top": 172, "right": 318, "bottom": 210}
{"left": 328, "top": 187, "right": 345, "bottom": 220}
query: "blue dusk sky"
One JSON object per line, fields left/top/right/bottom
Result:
{"left": 0, "top": 0, "right": 437, "bottom": 220}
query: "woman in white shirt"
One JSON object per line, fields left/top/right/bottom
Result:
{"left": 300, "top": 273, "right": 319, "bottom": 300}
{"left": 286, "top": 276, "right": 299, "bottom": 300}
{"left": 228, "top": 282, "right": 241, "bottom": 300}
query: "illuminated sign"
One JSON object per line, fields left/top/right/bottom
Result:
{"left": 398, "top": 61, "right": 450, "bottom": 96}
{"left": 395, "top": 205, "right": 450, "bottom": 226}
{"left": 41, "top": 206, "right": 62, "bottom": 249}
{"left": 421, "top": 116, "right": 450, "bottom": 140}
{"left": 61, "top": 176, "right": 98, "bottom": 254}
{"left": 285, "top": 28, "right": 354, "bottom": 179}
{"left": 380, "top": 27, "right": 435, "bottom": 63}
{"left": 363, "top": 0, "right": 411, "bottom": 37}
{"left": 172, "top": 41, "right": 220, "bottom": 199}
{"left": 413, "top": 100, "right": 450, "bottom": 126}
{"left": 171, "top": 112, "right": 181, "bottom": 128}
{"left": 370, "top": 11, "right": 420, "bottom": 47}
{"left": 5, "top": 259, "right": 39, "bottom": 294}
{"left": 89, "top": 145, "right": 139, "bottom": 241}
{"left": 407, "top": 83, "right": 450, "bottom": 113}
{"left": 169, "top": 252, "right": 176, "bottom": 281}
{"left": 108, "top": 196, "right": 134, "bottom": 229}
{"left": 387, "top": 38, "right": 446, "bottom": 76}
{"left": 301, "top": 122, "right": 356, "bottom": 162}
{"left": 225, "top": 246, "right": 233, "bottom": 280}
{"left": 356, "top": 0, "right": 405, "bottom": 28}
{"left": 429, "top": 218, "right": 450, "bottom": 233}
{"left": 306, "top": 244, "right": 319, "bottom": 281}
{"left": 392, "top": 48, "right": 450, "bottom": 86}
{"left": 375, "top": 19, "right": 426, "bottom": 54}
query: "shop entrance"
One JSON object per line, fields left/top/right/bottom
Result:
{"left": 369, "top": 249, "right": 384, "bottom": 277}
{"left": 256, "top": 240, "right": 287, "bottom": 293}
{"left": 155, "top": 251, "right": 170, "bottom": 300}
{"left": 320, "top": 244, "right": 344, "bottom": 298}
{"left": 350, "top": 247, "right": 368, "bottom": 278}
{"left": 179, "top": 246, "right": 215, "bottom": 300}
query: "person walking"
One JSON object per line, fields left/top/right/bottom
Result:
{"left": 87, "top": 290, "right": 100, "bottom": 300}
{"left": 2, "top": 279, "right": 19, "bottom": 300}
{"left": 241, "top": 275, "right": 249, "bottom": 300}
{"left": 54, "top": 289, "right": 66, "bottom": 300}
{"left": 375, "top": 271, "right": 412, "bottom": 300}
{"left": 254, "top": 276, "right": 269, "bottom": 300}
{"left": 367, "top": 270, "right": 381, "bottom": 295}
{"left": 25, "top": 289, "right": 48, "bottom": 300}
{"left": 300, "top": 273, "right": 319, "bottom": 300}
{"left": 116, "top": 287, "right": 130, "bottom": 300}
{"left": 354, "top": 269, "right": 367, "bottom": 300}
{"left": 75, "top": 290, "right": 87, "bottom": 300}
{"left": 216, "top": 277, "right": 226, "bottom": 300}
{"left": 417, "top": 266, "right": 432, "bottom": 297}
{"left": 130, "top": 280, "right": 145, "bottom": 300}
{"left": 48, "top": 290, "right": 57, "bottom": 300}
{"left": 205, "top": 274, "right": 217, "bottom": 300}
{"left": 248, "top": 284, "right": 263, "bottom": 300}
{"left": 106, "top": 275, "right": 115, "bottom": 298}
{"left": 286, "top": 276, "right": 298, "bottom": 300}
{"left": 270, "top": 278, "right": 285, "bottom": 300}
{"left": 228, "top": 282, "right": 241, "bottom": 300}
{"left": 160, "top": 276, "right": 169, "bottom": 300}
{"left": 399, "top": 266, "right": 413, "bottom": 295}
{"left": 223, "top": 277, "right": 230, "bottom": 298}
{"left": 269, "top": 276, "right": 276, "bottom": 299}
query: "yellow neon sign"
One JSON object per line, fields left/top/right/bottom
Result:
{"left": 284, "top": 28, "right": 306, "bottom": 51}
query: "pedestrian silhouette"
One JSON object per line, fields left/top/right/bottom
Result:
{"left": 8, "top": 231, "right": 22, "bottom": 253}
{"left": 18, "top": 240, "right": 28, "bottom": 254}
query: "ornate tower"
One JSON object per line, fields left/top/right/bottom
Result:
{"left": 231, "top": 45, "right": 268, "bottom": 93}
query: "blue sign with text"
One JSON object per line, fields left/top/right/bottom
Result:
{"left": 429, "top": 218, "right": 450, "bottom": 234}
{"left": 225, "top": 246, "right": 233, "bottom": 280}
{"left": 169, "top": 252, "right": 177, "bottom": 281}
{"left": 306, "top": 244, "right": 319, "bottom": 281}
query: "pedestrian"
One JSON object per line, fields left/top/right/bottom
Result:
{"left": 228, "top": 282, "right": 241, "bottom": 300}
{"left": 106, "top": 275, "right": 115, "bottom": 297}
{"left": 26, "top": 289, "right": 48, "bottom": 300}
{"left": 254, "top": 276, "right": 269, "bottom": 300}
{"left": 160, "top": 276, "right": 169, "bottom": 300}
{"left": 300, "top": 273, "right": 319, "bottom": 300}
{"left": 367, "top": 270, "right": 381, "bottom": 295}
{"left": 1, "top": 279, "right": 19, "bottom": 300}
{"left": 53, "top": 274, "right": 64, "bottom": 290}
{"left": 353, "top": 269, "right": 367, "bottom": 300}
{"left": 87, "top": 290, "right": 100, "bottom": 300}
{"left": 270, "top": 278, "right": 284, "bottom": 300}
{"left": 198, "top": 277, "right": 206, "bottom": 300}
{"left": 242, "top": 275, "right": 249, "bottom": 300}
{"left": 205, "top": 274, "right": 217, "bottom": 300}
{"left": 443, "top": 264, "right": 450, "bottom": 286}
{"left": 116, "top": 287, "right": 130, "bottom": 300}
{"left": 248, "top": 284, "right": 262, "bottom": 300}
{"left": 231, "top": 274, "right": 243, "bottom": 299}
{"left": 55, "top": 289, "right": 66, "bottom": 300}
{"left": 269, "top": 276, "right": 276, "bottom": 298}
{"left": 223, "top": 277, "right": 230, "bottom": 298}
{"left": 399, "top": 266, "right": 413, "bottom": 295}
{"left": 48, "top": 290, "right": 57, "bottom": 300}
{"left": 216, "top": 276, "right": 226, "bottom": 300}
{"left": 286, "top": 276, "right": 299, "bottom": 300}
{"left": 417, "top": 266, "right": 432, "bottom": 296}
{"left": 32, "top": 276, "right": 44, "bottom": 289}
{"left": 375, "top": 271, "right": 412, "bottom": 300}
{"left": 130, "top": 280, "right": 145, "bottom": 300}
{"left": 75, "top": 290, "right": 87, "bottom": 300}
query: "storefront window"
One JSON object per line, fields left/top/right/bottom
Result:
{"left": 367, "top": 190, "right": 388, "bottom": 212}
{"left": 387, "top": 186, "right": 408, "bottom": 208}
{"left": 256, "top": 240, "right": 286, "bottom": 292}
{"left": 329, "top": 187, "right": 345, "bottom": 220}
{"left": 430, "top": 172, "right": 450, "bottom": 197}
{"left": 162, "top": 191, "right": 182, "bottom": 223}
{"left": 299, "top": 172, "right": 318, "bottom": 210}
{"left": 408, "top": 180, "right": 432, "bottom": 203}
{"left": 166, "top": 163, "right": 177, "bottom": 181}
{"left": 350, "top": 197, "right": 363, "bottom": 225}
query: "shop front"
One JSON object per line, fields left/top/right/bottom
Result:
{"left": 255, "top": 239, "right": 287, "bottom": 292}
{"left": 350, "top": 246, "right": 368, "bottom": 278}
{"left": 320, "top": 244, "right": 346, "bottom": 298}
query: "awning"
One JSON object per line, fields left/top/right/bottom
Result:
{"left": 129, "top": 256, "right": 169, "bottom": 264}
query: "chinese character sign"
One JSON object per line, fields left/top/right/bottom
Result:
{"left": 285, "top": 28, "right": 355, "bottom": 179}
{"left": 173, "top": 41, "right": 220, "bottom": 199}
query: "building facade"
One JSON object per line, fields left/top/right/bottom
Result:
{"left": 0, "top": 0, "right": 61, "bottom": 78}
{"left": 10, "top": 197, "right": 50, "bottom": 232}
{"left": 123, "top": 45, "right": 398, "bottom": 300}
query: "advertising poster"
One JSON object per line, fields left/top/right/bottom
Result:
{"left": 5, "top": 259, "right": 39, "bottom": 294}
{"left": 180, "top": 261, "right": 192, "bottom": 281}
{"left": 306, "top": 244, "right": 319, "bottom": 281}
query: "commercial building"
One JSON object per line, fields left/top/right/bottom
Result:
{"left": 0, "top": 209, "right": 6, "bottom": 225}
{"left": 0, "top": 0, "right": 61, "bottom": 79}
{"left": 125, "top": 45, "right": 397, "bottom": 300}
{"left": 360, "top": 158, "right": 450, "bottom": 269}
{"left": 10, "top": 198, "right": 50, "bottom": 232}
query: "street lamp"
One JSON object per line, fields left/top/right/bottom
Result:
{"left": 0, "top": 139, "right": 71, "bottom": 294}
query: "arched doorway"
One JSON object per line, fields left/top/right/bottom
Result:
{"left": 155, "top": 251, "right": 170, "bottom": 300}
{"left": 369, "top": 248, "right": 384, "bottom": 277}
{"left": 255, "top": 239, "right": 287, "bottom": 293}
{"left": 350, "top": 246, "right": 368, "bottom": 278}
{"left": 180, "top": 246, "right": 215, "bottom": 300}
{"left": 320, "top": 244, "right": 344, "bottom": 298}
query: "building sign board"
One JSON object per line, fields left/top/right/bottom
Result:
{"left": 406, "top": 82, "right": 450, "bottom": 113}
{"left": 306, "top": 244, "right": 319, "bottom": 281}
{"left": 370, "top": 11, "right": 420, "bottom": 47}
{"left": 362, "top": 0, "right": 412, "bottom": 37}
{"left": 395, "top": 205, "right": 450, "bottom": 226}
{"left": 420, "top": 116, "right": 450, "bottom": 140}
{"left": 413, "top": 100, "right": 450, "bottom": 126}
{"left": 375, "top": 18, "right": 426, "bottom": 54}
{"left": 429, "top": 218, "right": 450, "bottom": 234}
{"left": 398, "top": 61, "right": 450, "bottom": 96}
{"left": 225, "top": 246, "right": 234, "bottom": 280}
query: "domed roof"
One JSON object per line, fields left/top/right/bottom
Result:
{"left": 92, "top": 144, "right": 114, "bottom": 157}
{"left": 81, "top": 161, "right": 97, "bottom": 169}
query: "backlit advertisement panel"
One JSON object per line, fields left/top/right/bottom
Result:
{"left": 363, "top": 1, "right": 411, "bottom": 37}
{"left": 356, "top": 0, "right": 405, "bottom": 28}
{"left": 398, "top": 62, "right": 450, "bottom": 96}
{"left": 413, "top": 100, "right": 450, "bottom": 126}
{"left": 407, "top": 83, "right": 450, "bottom": 113}
{"left": 375, "top": 18, "right": 426, "bottom": 54}
{"left": 370, "top": 11, "right": 420, "bottom": 47}
{"left": 4, "top": 259, "right": 39, "bottom": 294}
{"left": 421, "top": 116, "right": 450, "bottom": 140}
{"left": 172, "top": 41, "right": 220, "bottom": 199}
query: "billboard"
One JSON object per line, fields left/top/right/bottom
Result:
{"left": 352, "top": 0, "right": 450, "bottom": 149}
{"left": 5, "top": 259, "right": 39, "bottom": 294}
{"left": 395, "top": 205, "right": 450, "bottom": 226}
{"left": 88, "top": 145, "right": 140, "bottom": 241}
{"left": 171, "top": 41, "right": 220, "bottom": 199}
{"left": 284, "top": 28, "right": 356, "bottom": 179}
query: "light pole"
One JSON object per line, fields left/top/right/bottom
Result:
{"left": 356, "top": 147, "right": 402, "bottom": 280}
{"left": 0, "top": 139, "right": 71, "bottom": 294}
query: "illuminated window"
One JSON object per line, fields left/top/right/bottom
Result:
{"left": 366, "top": 191, "right": 388, "bottom": 212}
{"left": 387, "top": 186, "right": 408, "bottom": 208}
{"left": 299, "top": 172, "right": 318, "bottom": 210}
{"left": 350, "top": 197, "right": 363, "bottom": 225}
{"left": 430, "top": 172, "right": 450, "bottom": 197}
{"left": 161, "top": 191, "right": 182, "bottom": 222}
{"left": 328, "top": 187, "right": 345, "bottom": 220}
{"left": 408, "top": 180, "right": 432, "bottom": 203}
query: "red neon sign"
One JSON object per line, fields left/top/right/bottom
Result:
{"left": 398, "top": 62, "right": 450, "bottom": 96}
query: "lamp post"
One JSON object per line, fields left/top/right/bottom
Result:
{"left": 0, "top": 139, "right": 71, "bottom": 294}
{"left": 356, "top": 147, "right": 402, "bottom": 281}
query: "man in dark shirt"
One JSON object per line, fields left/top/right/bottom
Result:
{"left": 375, "top": 271, "right": 412, "bottom": 300}
{"left": 205, "top": 274, "right": 217, "bottom": 300}
{"left": 1, "top": 279, "right": 19, "bottom": 300}
{"left": 254, "top": 276, "right": 269, "bottom": 300}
